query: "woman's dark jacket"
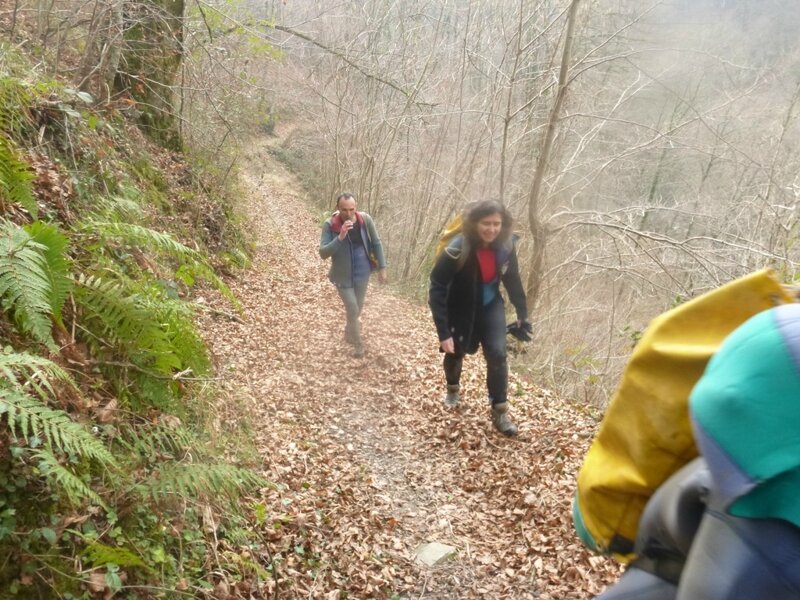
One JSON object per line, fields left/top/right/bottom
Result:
{"left": 429, "top": 234, "right": 528, "bottom": 354}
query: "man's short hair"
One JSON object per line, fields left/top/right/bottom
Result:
{"left": 336, "top": 192, "right": 356, "bottom": 205}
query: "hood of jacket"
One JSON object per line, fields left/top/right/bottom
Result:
{"left": 690, "top": 302, "right": 800, "bottom": 526}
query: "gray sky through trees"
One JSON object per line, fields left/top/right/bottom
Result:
{"left": 233, "top": 0, "right": 800, "bottom": 402}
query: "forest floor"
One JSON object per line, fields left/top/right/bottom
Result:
{"left": 197, "top": 130, "right": 622, "bottom": 599}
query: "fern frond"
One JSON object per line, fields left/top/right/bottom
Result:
{"left": 88, "top": 195, "right": 144, "bottom": 222}
{"left": 128, "top": 373, "right": 179, "bottom": 413}
{"left": 0, "top": 346, "right": 80, "bottom": 399}
{"left": 140, "top": 463, "right": 266, "bottom": 501}
{"left": 141, "top": 293, "right": 209, "bottom": 376}
{"left": 82, "top": 541, "right": 149, "bottom": 570}
{"left": 73, "top": 273, "right": 211, "bottom": 409}
{"left": 74, "top": 273, "right": 209, "bottom": 372}
{"left": 86, "top": 221, "right": 193, "bottom": 258}
{"left": 0, "top": 72, "right": 33, "bottom": 137}
{"left": 228, "top": 551, "right": 272, "bottom": 580}
{"left": 25, "top": 221, "right": 71, "bottom": 321}
{"left": 80, "top": 220, "right": 235, "bottom": 303}
{"left": 73, "top": 273, "right": 181, "bottom": 370}
{"left": 0, "top": 136, "right": 36, "bottom": 217}
{"left": 34, "top": 449, "right": 109, "bottom": 510}
{"left": 117, "top": 421, "right": 197, "bottom": 461}
{"left": 0, "top": 219, "right": 55, "bottom": 346}
{"left": 0, "top": 389, "right": 117, "bottom": 467}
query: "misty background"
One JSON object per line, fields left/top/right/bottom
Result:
{"left": 194, "top": 0, "right": 796, "bottom": 403}
{"left": 18, "top": 0, "right": 800, "bottom": 402}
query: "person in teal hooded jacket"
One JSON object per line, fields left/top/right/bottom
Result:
{"left": 319, "top": 192, "right": 387, "bottom": 358}
{"left": 596, "top": 302, "right": 800, "bottom": 600}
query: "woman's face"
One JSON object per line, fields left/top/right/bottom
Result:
{"left": 476, "top": 212, "right": 503, "bottom": 245}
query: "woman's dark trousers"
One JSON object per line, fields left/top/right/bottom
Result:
{"left": 443, "top": 298, "right": 507, "bottom": 405}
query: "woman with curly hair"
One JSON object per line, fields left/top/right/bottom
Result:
{"left": 428, "top": 200, "right": 530, "bottom": 436}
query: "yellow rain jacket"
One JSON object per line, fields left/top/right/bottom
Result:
{"left": 573, "top": 269, "right": 793, "bottom": 559}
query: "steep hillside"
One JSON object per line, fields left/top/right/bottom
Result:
{"left": 1, "top": 48, "right": 269, "bottom": 597}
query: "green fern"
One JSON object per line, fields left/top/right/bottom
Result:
{"left": 0, "top": 388, "right": 116, "bottom": 467}
{"left": 0, "top": 134, "right": 36, "bottom": 218}
{"left": 73, "top": 274, "right": 208, "bottom": 372}
{"left": 26, "top": 221, "right": 71, "bottom": 321}
{"left": 90, "top": 194, "right": 145, "bottom": 222}
{"left": 0, "top": 219, "right": 56, "bottom": 347}
{"left": 0, "top": 346, "right": 79, "bottom": 399}
{"left": 79, "top": 220, "right": 235, "bottom": 304}
{"left": 82, "top": 540, "right": 149, "bottom": 570}
{"left": 0, "top": 72, "right": 33, "bottom": 138}
{"left": 117, "top": 421, "right": 197, "bottom": 461}
{"left": 141, "top": 292, "right": 210, "bottom": 376}
{"left": 127, "top": 373, "right": 179, "bottom": 413}
{"left": 0, "top": 350, "right": 111, "bottom": 511}
{"left": 73, "top": 274, "right": 181, "bottom": 370}
{"left": 33, "top": 448, "right": 109, "bottom": 509}
{"left": 73, "top": 274, "right": 210, "bottom": 409}
{"left": 139, "top": 463, "right": 266, "bottom": 501}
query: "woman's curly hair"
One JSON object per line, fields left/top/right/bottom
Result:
{"left": 452, "top": 200, "right": 514, "bottom": 269}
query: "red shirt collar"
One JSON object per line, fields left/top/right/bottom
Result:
{"left": 330, "top": 211, "right": 365, "bottom": 233}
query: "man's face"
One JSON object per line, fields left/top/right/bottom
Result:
{"left": 338, "top": 197, "right": 357, "bottom": 222}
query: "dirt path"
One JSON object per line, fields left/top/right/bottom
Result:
{"left": 198, "top": 133, "right": 620, "bottom": 599}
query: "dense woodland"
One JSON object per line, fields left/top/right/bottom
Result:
{"left": 1, "top": 0, "right": 800, "bottom": 597}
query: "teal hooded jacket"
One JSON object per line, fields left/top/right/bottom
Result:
{"left": 690, "top": 302, "right": 800, "bottom": 527}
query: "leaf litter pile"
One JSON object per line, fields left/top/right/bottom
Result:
{"left": 198, "top": 138, "right": 622, "bottom": 599}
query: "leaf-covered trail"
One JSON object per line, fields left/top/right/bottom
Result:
{"left": 198, "top": 136, "right": 620, "bottom": 599}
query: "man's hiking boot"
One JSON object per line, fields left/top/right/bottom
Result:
{"left": 444, "top": 384, "right": 460, "bottom": 408}
{"left": 491, "top": 402, "right": 518, "bottom": 437}
{"left": 345, "top": 319, "right": 363, "bottom": 348}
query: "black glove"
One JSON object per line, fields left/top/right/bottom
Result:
{"left": 506, "top": 320, "right": 533, "bottom": 342}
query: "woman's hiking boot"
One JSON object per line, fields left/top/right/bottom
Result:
{"left": 352, "top": 343, "right": 366, "bottom": 358}
{"left": 444, "top": 384, "right": 460, "bottom": 408}
{"left": 491, "top": 402, "right": 518, "bottom": 436}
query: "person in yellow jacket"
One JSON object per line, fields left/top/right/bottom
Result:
{"left": 596, "top": 303, "right": 800, "bottom": 600}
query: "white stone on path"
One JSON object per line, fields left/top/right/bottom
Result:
{"left": 414, "top": 542, "right": 457, "bottom": 567}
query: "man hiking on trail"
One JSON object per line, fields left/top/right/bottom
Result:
{"left": 428, "top": 199, "right": 531, "bottom": 436}
{"left": 319, "top": 192, "right": 387, "bottom": 358}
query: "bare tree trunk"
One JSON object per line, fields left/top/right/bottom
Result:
{"left": 10, "top": 0, "right": 20, "bottom": 38}
{"left": 525, "top": 0, "right": 582, "bottom": 310}
{"left": 115, "top": 0, "right": 186, "bottom": 149}
{"left": 77, "top": 0, "right": 103, "bottom": 92}
{"left": 499, "top": 0, "right": 525, "bottom": 203}
{"left": 104, "top": 0, "right": 125, "bottom": 95}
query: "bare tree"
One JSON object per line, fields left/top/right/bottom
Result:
{"left": 524, "top": 0, "right": 581, "bottom": 309}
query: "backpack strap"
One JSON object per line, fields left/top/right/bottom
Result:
{"left": 328, "top": 211, "right": 343, "bottom": 234}
{"left": 358, "top": 212, "right": 371, "bottom": 245}
{"left": 443, "top": 235, "right": 464, "bottom": 260}
{"left": 331, "top": 211, "right": 367, "bottom": 234}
